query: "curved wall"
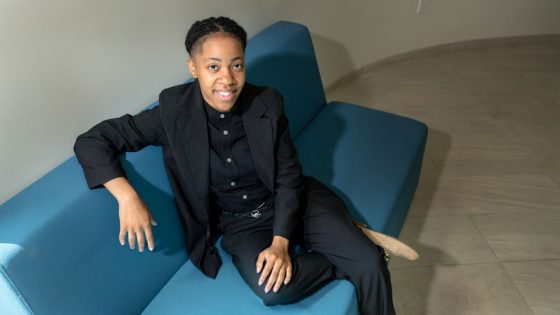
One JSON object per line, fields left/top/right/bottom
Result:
{"left": 1, "top": 0, "right": 560, "bottom": 203}
{"left": 301, "top": 0, "right": 560, "bottom": 91}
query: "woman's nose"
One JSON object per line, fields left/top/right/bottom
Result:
{"left": 221, "top": 68, "right": 235, "bottom": 84}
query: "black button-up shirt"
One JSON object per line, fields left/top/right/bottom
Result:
{"left": 204, "top": 101, "right": 272, "bottom": 212}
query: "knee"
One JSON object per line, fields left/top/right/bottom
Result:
{"left": 260, "top": 289, "right": 294, "bottom": 306}
{"left": 236, "top": 267, "right": 295, "bottom": 306}
{"left": 354, "top": 245, "right": 387, "bottom": 275}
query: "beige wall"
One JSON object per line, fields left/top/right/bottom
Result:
{"left": 2, "top": 0, "right": 560, "bottom": 203}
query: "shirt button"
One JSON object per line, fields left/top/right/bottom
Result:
{"left": 220, "top": 114, "right": 225, "bottom": 119}
{"left": 230, "top": 181, "right": 236, "bottom": 187}
{"left": 242, "top": 194, "right": 248, "bottom": 200}
{"left": 223, "top": 130, "right": 229, "bottom": 136}
{"left": 226, "top": 157, "right": 232, "bottom": 163}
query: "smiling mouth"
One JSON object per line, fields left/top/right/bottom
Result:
{"left": 214, "top": 89, "right": 237, "bottom": 101}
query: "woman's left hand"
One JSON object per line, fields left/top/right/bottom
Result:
{"left": 256, "top": 236, "right": 292, "bottom": 293}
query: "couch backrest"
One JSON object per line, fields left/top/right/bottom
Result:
{"left": 0, "top": 148, "right": 187, "bottom": 315}
{"left": 0, "top": 21, "right": 327, "bottom": 315}
{"left": 246, "top": 21, "right": 326, "bottom": 138}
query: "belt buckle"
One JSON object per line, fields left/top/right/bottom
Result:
{"left": 250, "top": 209, "right": 262, "bottom": 219}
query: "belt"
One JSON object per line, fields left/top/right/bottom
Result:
{"left": 221, "top": 198, "right": 273, "bottom": 219}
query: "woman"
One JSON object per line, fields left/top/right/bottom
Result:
{"left": 74, "top": 16, "right": 417, "bottom": 315}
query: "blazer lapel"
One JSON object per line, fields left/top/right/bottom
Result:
{"left": 174, "top": 81, "right": 210, "bottom": 208}
{"left": 242, "top": 90, "right": 275, "bottom": 192}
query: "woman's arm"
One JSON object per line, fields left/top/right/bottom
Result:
{"left": 73, "top": 103, "right": 167, "bottom": 189}
{"left": 256, "top": 89, "right": 304, "bottom": 293}
{"left": 74, "top": 95, "right": 167, "bottom": 252}
{"left": 270, "top": 91, "right": 304, "bottom": 239}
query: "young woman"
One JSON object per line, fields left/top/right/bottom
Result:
{"left": 74, "top": 16, "right": 417, "bottom": 315}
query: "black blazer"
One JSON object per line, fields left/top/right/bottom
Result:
{"left": 74, "top": 81, "right": 304, "bottom": 278}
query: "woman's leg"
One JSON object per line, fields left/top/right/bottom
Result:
{"left": 298, "top": 177, "right": 396, "bottom": 315}
{"left": 219, "top": 209, "right": 337, "bottom": 306}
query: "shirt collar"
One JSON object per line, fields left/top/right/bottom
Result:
{"left": 203, "top": 100, "right": 241, "bottom": 125}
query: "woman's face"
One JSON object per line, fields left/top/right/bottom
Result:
{"left": 188, "top": 34, "right": 246, "bottom": 112}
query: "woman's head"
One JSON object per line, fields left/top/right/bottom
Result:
{"left": 185, "top": 16, "right": 247, "bottom": 56}
{"left": 185, "top": 17, "right": 247, "bottom": 112}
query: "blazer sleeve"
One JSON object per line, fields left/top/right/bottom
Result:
{"left": 73, "top": 93, "right": 168, "bottom": 189}
{"left": 271, "top": 91, "right": 304, "bottom": 239}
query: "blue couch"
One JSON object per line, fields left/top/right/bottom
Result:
{"left": 0, "top": 21, "right": 427, "bottom": 314}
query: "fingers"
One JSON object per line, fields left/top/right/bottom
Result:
{"left": 121, "top": 225, "right": 154, "bottom": 252}
{"left": 119, "top": 229, "right": 126, "bottom": 246}
{"left": 272, "top": 267, "right": 286, "bottom": 293}
{"left": 144, "top": 225, "right": 155, "bottom": 251}
{"left": 136, "top": 229, "right": 145, "bottom": 252}
{"left": 117, "top": 200, "right": 156, "bottom": 252}
{"left": 128, "top": 229, "right": 136, "bottom": 249}
{"left": 264, "top": 260, "right": 281, "bottom": 293}
{"left": 284, "top": 262, "right": 293, "bottom": 285}
{"left": 136, "top": 225, "right": 156, "bottom": 252}
{"left": 258, "top": 254, "right": 274, "bottom": 287}
{"left": 256, "top": 253, "right": 265, "bottom": 274}
{"left": 257, "top": 253, "right": 291, "bottom": 293}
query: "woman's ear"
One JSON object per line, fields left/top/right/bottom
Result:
{"left": 187, "top": 58, "right": 197, "bottom": 79}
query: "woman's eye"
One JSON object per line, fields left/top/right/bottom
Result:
{"left": 208, "top": 64, "right": 219, "bottom": 71}
{"left": 233, "top": 63, "right": 244, "bottom": 71}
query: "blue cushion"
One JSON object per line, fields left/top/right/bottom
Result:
{"left": 246, "top": 21, "right": 326, "bottom": 138}
{"left": 294, "top": 101, "right": 427, "bottom": 236}
{"left": 142, "top": 244, "right": 359, "bottom": 315}
{"left": 0, "top": 147, "right": 188, "bottom": 315}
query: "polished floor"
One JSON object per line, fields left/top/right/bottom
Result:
{"left": 327, "top": 42, "right": 560, "bottom": 315}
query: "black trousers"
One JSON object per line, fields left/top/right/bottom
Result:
{"left": 218, "top": 177, "right": 396, "bottom": 315}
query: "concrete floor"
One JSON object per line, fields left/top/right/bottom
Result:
{"left": 327, "top": 42, "right": 560, "bottom": 315}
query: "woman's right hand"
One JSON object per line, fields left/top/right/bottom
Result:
{"left": 118, "top": 195, "right": 158, "bottom": 252}
{"left": 104, "top": 177, "right": 157, "bottom": 252}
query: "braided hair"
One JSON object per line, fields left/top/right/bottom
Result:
{"left": 185, "top": 16, "right": 247, "bottom": 56}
